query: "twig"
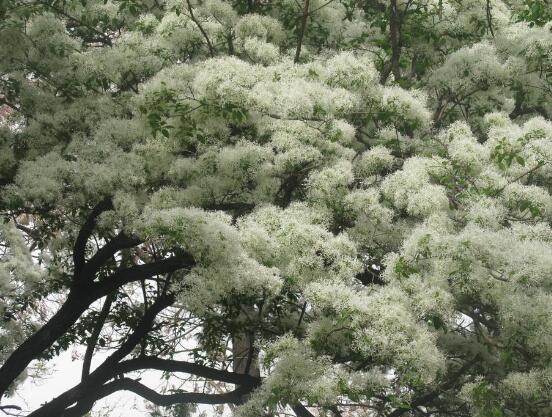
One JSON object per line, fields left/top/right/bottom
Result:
{"left": 186, "top": 0, "right": 214, "bottom": 57}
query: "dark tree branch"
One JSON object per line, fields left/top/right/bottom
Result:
{"left": 0, "top": 405, "right": 22, "bottom": 413}
{"left": 80, "top": 232, "right": 143, "bottom": 280}
{"left": 294, "top": 0, "right": 311, "bottom": 63}
{"left": 115, "top": 357, "right": 261, "bottom": 387}
{"left": 81, "top": 292, "right": 116, "bottom": 381}
{"left": 73, "top": 197, "right": 113, "bottom": 277}
{"left": 39, "top": 2, "right": 113, "bottom": 46}
{"left": 381, "top": 0, "right": 402, "bottom": 83}
{"left": 93, "top": 254, "right": 195, "bottom": 297}
{"left": 509, "top": 103, "right": 549, "bottom": 119}
{"left": 0, "top": 253, "right": 193, "bottom": 400}
{"left": 98, "top": 378, "right": 251, "bottom": 405}
{"left": 64, "top": 378, "right": 254, "bottom": 417}
{"left": 387, "top": 357, "right": 479, "bottom": 417}
{"left": 329, "top": 405, "right": 343, "bottom": 417}
{"left": 26, "top": 296, "right": 262, "bottom": 417}
{"left": 486, "top": 0, "right": 495, "bottom": 37}
{"left": 186, "top": 0, "right": 215, "bottom": 57}
{"left": 92, "top": 294, "right": 175, "bottom": 372}
{"left": 0, "top": 291, "right": 94, "bottom": 399}
{"left": 293, "top": 403, "right": 316, "bottom": 417}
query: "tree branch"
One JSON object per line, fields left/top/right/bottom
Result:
{"left": 80, "top": 232, "right": 143, "bottom": 280}
{"left": 115, "top": 357, "right": 261, "bottom": 387}
{"left": 186, "top": 0, "right": 215, "bottom": 57}
{"left": 381, "top": 0, "right": 402, "bottom": 83}
{"left": 293, "top": 403, "right": 316, "bottom": 417}
{"left": 486, "top": 0, "right": 495, "bottom": 37}
{"left": 387, "top": 357, "right": 479, "bottom": 417}
{"left": 26, "top": 294, "right": 175, "bottom": 417}
{"left": 40, "top": 2, "right": 113, "bottom": 46}
{"left": 81, "top": 292, "right": 116, "bottom": 381}
{"left": 294, "top": 0, "right": 311, "bottom": 63}
{"left": 73, "top": 197, "right": 113, "bottom": 277}
{"left": 0, "top": 252, "right": 193, "bottom": 399}
{"left": 26, "top": 299, "right": 263, "bottom": 417}
{"left": 101, "top": 378, "right": 251, "bottom": 405}
{"left": 0, "top": 291, "right": 94, "bottom": 399}
{"left": 93, "top": 254, "right": 195, "bottom": 297}
{"left": 64, "top": 378, "right": 254, "bottom": 417}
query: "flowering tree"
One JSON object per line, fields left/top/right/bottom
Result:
{"left": 1, "top": 0, "right": 552, "bottom": 416}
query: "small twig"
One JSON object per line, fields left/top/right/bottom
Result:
{"left": 486, "top": 0, "right": 495, "bottom": 37}
{"left": 493, "top": 162, "right": 545, "bottom": 196}
{"left": 296, "top": 302, "right": 307, "bottom": 332}
{"left": 186, "top": 0, "right": 214, "bottom": 57}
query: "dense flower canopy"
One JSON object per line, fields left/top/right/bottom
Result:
{"left": 1, "top": 0, "right": 552, "bottom": 416}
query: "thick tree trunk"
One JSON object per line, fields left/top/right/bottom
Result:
{"left": 381, "top": 0, "right": 402, "bottom": 84}
{"left": 232, "top": 308, "right": 260, "bottom": 379}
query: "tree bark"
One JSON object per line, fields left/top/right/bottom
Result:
{"left": 0, "top": 289, "right": 94, "bottom": 398}
{"left": 294, "top": 0, "right": 311, "bottom": 63}
{"left": 381, "top": 0, "right": 402, "bottom": 84}
{"left": 232, "top": 307, "right": 260, "bottom": 379}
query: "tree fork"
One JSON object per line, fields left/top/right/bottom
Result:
{"left": 0, "top": 254, "right": 193, "bottom": 399}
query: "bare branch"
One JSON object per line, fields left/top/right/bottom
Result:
{"left": 73, "top": 197, "right": 113, "bottom": 276}
{"left": 115, "top": 357, "right": 261, "bottom": 387}
{"left": 81, "top": 292, "right": 116, "bottom": 381}
{"left": 186, "top": 0, "right": 215, "bottom": 57}
{"left": 294, "top": 0, "right": 311, "bottom": 63}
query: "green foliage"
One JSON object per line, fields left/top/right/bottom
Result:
{"left": 517, "top": 0, "right": 552, "bottom": 26}
{"left": 491, "top": 138, "right": 526, "bottom": 170}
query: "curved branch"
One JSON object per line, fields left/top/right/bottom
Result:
{"left": 115, "top": 357, "right": 261, "bottom": 387}
{"left": 73, "top": 197, "right": 113, "bottom": 276}
{"left": 93, "top": 254, "right": 195, "bottom": 297}
{"left": 64, "top": 378, "right": 253, "bottom": 417}
{"left": 104, "top": 378, "right": 250, "bottom": 405}
{"left": 0, "top": 404, "right": 22, "bottom": 414}
{"left": 80, "top": 232, "right": 143, "bottom": 280}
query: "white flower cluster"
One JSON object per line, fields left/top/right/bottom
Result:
{"left": 354, "top": 146, "right": 396, "bottom": 179}
{"left": 137, "top": 207, "right": 283, "bottom": 313}
{"left": 381, "top": 157, "right": 449, "bottom": 217}
{"left": 238, "top": 204, "right": 362, "bottom": 287}
{"left": 0, "top": 221, "right": 43, "bottom": 388}
{"left": 235, "top": 335, "right": 342, "bottom": 416}
{"left": 305, "top": 280, "right": 446, "bottom": 384}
